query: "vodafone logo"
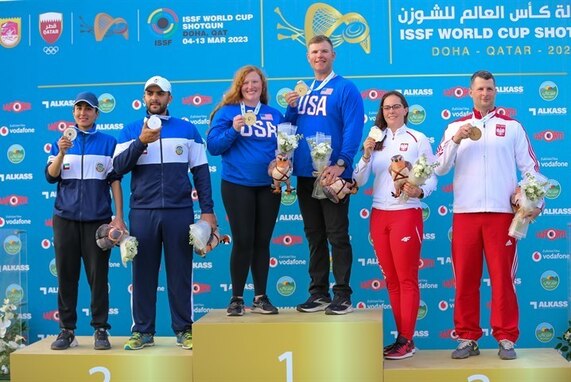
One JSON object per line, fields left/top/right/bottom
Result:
{"left": 41, "top": 239, "right": 52, "bottom": 249}
{"left": 44, "top": 143, "right": 52, "bottom": 153}
{"left": 438, "top": 205, "right": 449, "bottom": 216}
{"left": 441, "top": 109, "right": 451, "bottom": 120}
{"left": 132, "top": 99, "right": 143, "bottom": 110}
{"left": 0, "top": 126, "right": 8, "bottom": 136}
{"left": 532, "top": 251, "right": 542, "bottom": 262}
{"left": 438, "top": 300, "right": 449, "bottom": 311}
{"left": 269, "top": 257, "right": 278, "bottom": 268}
{"left": 356, "top": 301, "right": 367, "bottom": 309}
{"left": 360, "top": 208, "right": 370, "bottom": 219}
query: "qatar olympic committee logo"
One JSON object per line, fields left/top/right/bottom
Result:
{"left": 148, "top": 8, "right": 179, "bottom": 38}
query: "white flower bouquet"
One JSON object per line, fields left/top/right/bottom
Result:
{"left": 269, "top": 123, "right": 302, "bottom": 194}
{"left": 307, "top": 133, "right": 333, "bottom": 199}
{"left": 276, "top": 123, "right": 303, "bottom": 157}
{"left": 400, "top": 154, "right": 439, "bottom": 202}
{"left": 189, "top": 220, "right": 230, "bottom": 257}
{"left": 0, "top": 298, "right": 25, "bottom": 378}
{"left": 508, "top": 172, "right": 549, "bottom": 239}
{"left": 119, "top": 236, "right": 138, "bottom": 267}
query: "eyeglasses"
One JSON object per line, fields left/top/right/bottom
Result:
{"left": 382, "top": 104, "right": 403, "bottom": 111}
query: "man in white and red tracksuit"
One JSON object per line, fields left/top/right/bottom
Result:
{"left": 435, "top": 70, "right": 543, "bottom": 361}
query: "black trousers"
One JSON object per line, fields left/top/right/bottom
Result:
{"left": 53, "top": 215, "right": 111, "bottom": 330}
{"left": 296, "top": 177, "right": 353, "bottom": 297}
{"left": 222, "top": 180, "right": 281, "bottom": 297}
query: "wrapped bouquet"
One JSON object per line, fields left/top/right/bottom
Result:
{"left": 307, "top": 133, "right": 333, "bottom": 199}
{"left": 399, "top": 154, "right": 439, "bottom": 202}
{"left": 508, "top": 172, "right": 549, "bottom": 239}
{"left": 269, "top": 123, "right": 302, "bottom": 194}
{"left": 95, "top": 224, "right": 138, "bottom": 267}
{"left": 189, "top": 220, "right": 230, "bottom": 257}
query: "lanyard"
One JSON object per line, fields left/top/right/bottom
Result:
{"left": 472, "top": 109, "right": 495, "bottom": 128}
{"left": 308, "top": 71, "right": 336, "bottom": 93}
{"left": 240, "top": 101, "right": 261, "bottom": 116}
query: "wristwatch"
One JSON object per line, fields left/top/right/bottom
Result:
{"left": 336, "top": 159, "right": 347, "bottom": 168}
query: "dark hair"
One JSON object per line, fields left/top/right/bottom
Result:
{"left": 371, "top": 91, "right": 409, "bottom": 151}
{"left": 307, "top": 34, "right": 334, "bottom": 49}
{"left": 470, "top": 70, "right": 495, "bottom": 86}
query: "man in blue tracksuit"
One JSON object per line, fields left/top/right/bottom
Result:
{"left": 113, "top": 76, "right": 217, "bottom": 350}
{"left": 284, "top": 35, "right": 364, "bottom": 315}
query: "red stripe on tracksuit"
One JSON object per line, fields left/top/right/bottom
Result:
{"left": 452, "top": 212, "right": 519, "bottom": 343}
{"left": 370, "top": 208, "right": 423, "bottom": 340}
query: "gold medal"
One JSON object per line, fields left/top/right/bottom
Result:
{"left": 63, "top": 127, "right": 77, "bottom": 141}
{"left": 294, "top": 81, "right": 309, "bottom": 96}
{"left": 469, "top": 126, "right": 482, "bottom": 141}
{"left": 243, "top": 111, "right": 257, "bottom": 127}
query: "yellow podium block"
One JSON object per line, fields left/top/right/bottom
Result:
{"left": 384, "top": 348, "right": 571, "bottom": 382}
{"left": 10, "top": 336, "right": 192, "bottom": 382}
{"left": 193, "top": 308, "right": 383, "bottom": 382}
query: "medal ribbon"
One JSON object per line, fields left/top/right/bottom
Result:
{"left": 240, "top": 101, "right": 261, "bottom": 116}
{"left": 308, "top": 71, "right": 336, "bottom": 94}
{"left": 472, "top": 109, "right": 496, "bottom": 129}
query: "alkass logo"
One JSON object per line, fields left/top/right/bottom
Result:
{"left": 182, "top": 94, "right": 213, "bottom": 106}
{"left": 3, "top": 101, "right": 31, "bottom": 113}
{"left": 361, "top": 89, "right": 387, "bottom": 101}
{"left": 534, "top": 130, "right": 564, "bottom": 142}
{"left": 272, "top": 234, "right": 303, "bottom": 246}
{"left": 48, "top": 120, "right": 74, "bottom": 132}
{"left": 39, "top": 12, "right": 63, "bottom": 44}
{"left": 0, "top": 195, "right": 28, "bottom": 207}
{"left": 536, "top": 229, "right": 566, "bottom": 240}
{"left": 443, "top": 86, "right": 469, "bottom": 98}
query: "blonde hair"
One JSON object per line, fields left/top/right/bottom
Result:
{"left": 210, "top": 65, "right": 268, "bottom": 122}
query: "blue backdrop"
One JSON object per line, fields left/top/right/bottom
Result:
{"left": 0, "top": 0, "right": 569, "bottom": 350}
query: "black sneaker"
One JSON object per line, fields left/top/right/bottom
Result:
{"left": 94, "top": 328, "right": 111, "bottom": 350}
{"left": 325, "top": 295, "right": 353, "bottom": 315}
{"left": 251, "top": 295, "right": 279, "bottom": 314}
{"left": 226, "top": 297, "right": 245, "bottom": 316}
{"left": 51, "top": 329, "right": 78, "bottom": 350}
{"left": 296, "top": 294, "right": 331, "bottom": 313}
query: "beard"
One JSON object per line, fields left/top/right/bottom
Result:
{"left": 146, "top": 102, "right": 167, "bottom": 115}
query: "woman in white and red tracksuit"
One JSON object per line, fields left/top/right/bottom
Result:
{"left": 435, "top": 70, "right": 542, "bottom": 360}
{"left": 353, "top": 91, "right": 437, "bottom": 360}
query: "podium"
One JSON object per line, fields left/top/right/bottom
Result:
{"left": 10, "top": 308, "right": 571, "bottom": 382}
{"left": 193, "top": 308, "right": 384, "bottom": 382}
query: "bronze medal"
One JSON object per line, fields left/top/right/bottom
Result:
{"left": 243, "top": 111, "right": 257, "bottom": 127}
{"left": 469, "top": 126, "right": 482, "bottom": 141}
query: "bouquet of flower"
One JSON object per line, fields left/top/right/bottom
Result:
{"left": 508, "top": 172, "right": 549, "bottom": 239}
{"left": 269, "top": 123, "right": 302, "bottom": 194}
{"left": 119, "top": 236, "right": 138, "bottom": 267}
{"left": 555, "top": 320, "right": 571, "bottom": 361}
{"left": 276, "top": 123, "right": 302, "bottom": 157}
{"left": 399, "top": 154, "right": 439, "bottom": 202}
{"left": 189, "top": 220, "right": 230, "bottom": 257}
{"left": 0, "top": 298, "right": 26, "bottom": 378}
{"left": 307, "top": 133, "right": 333, "bottom": 199}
